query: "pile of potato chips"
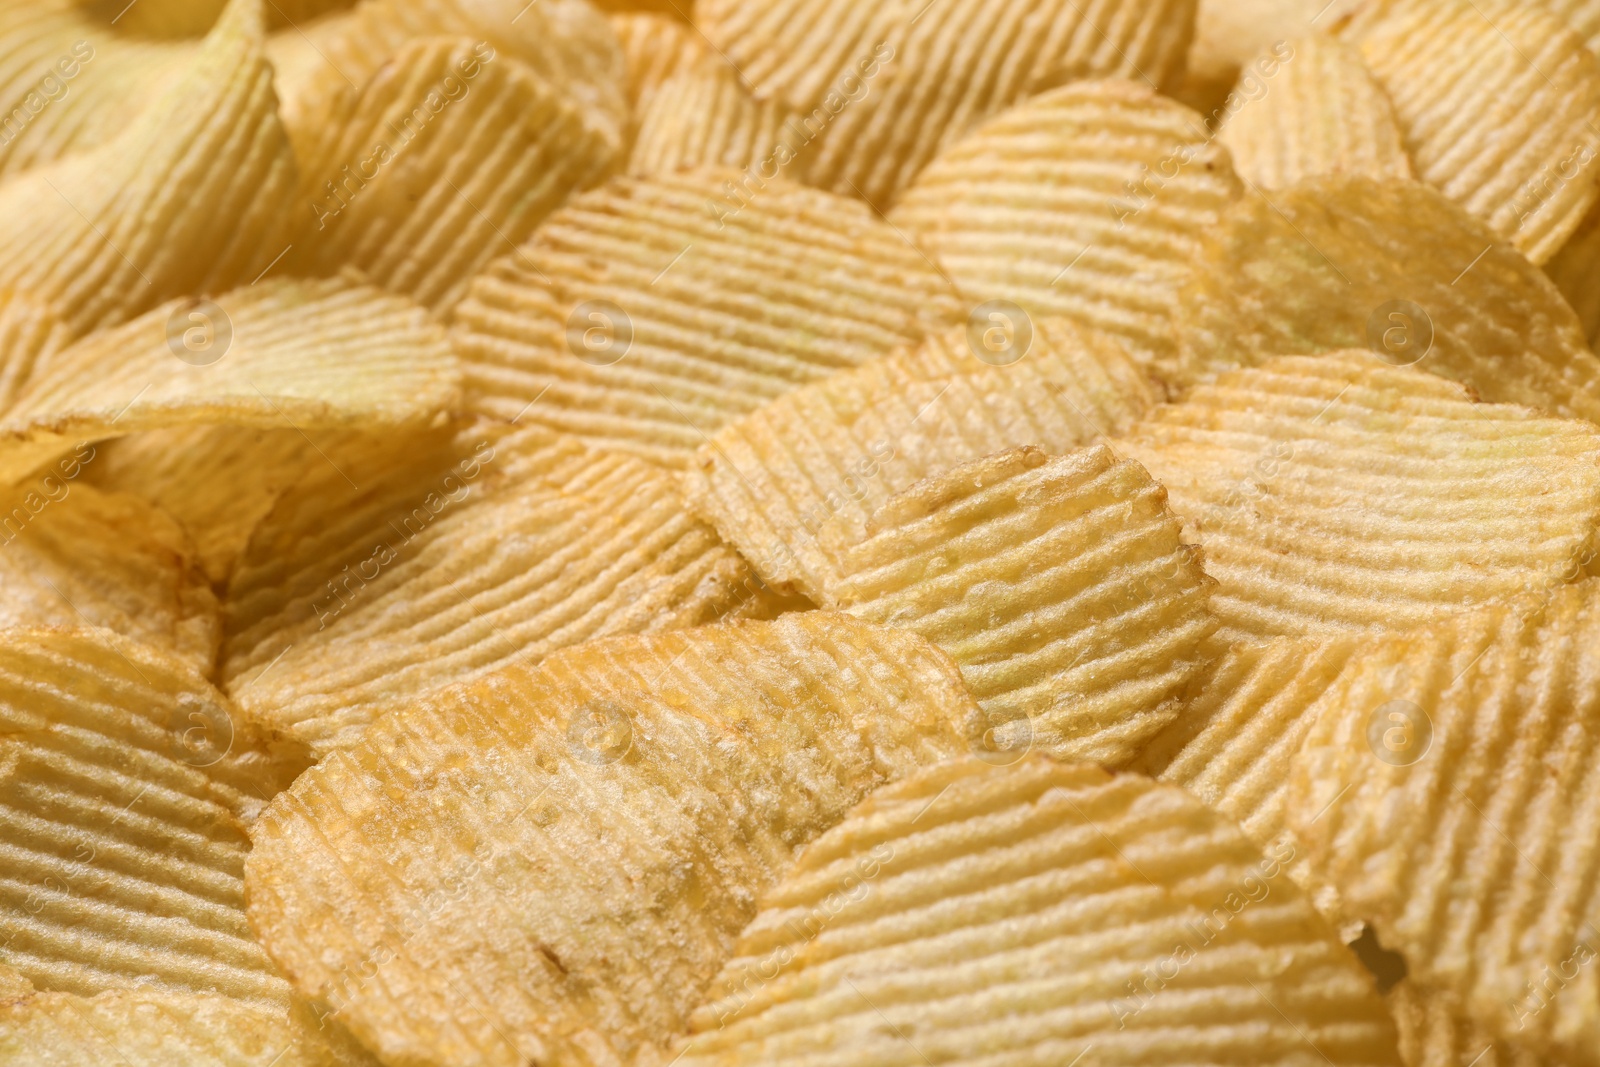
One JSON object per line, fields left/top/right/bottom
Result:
{"left": 4, "top": 0, "right": 1600, "bottom": 1063}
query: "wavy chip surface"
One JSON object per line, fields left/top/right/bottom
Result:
{"left": 609, "top": 12, "right": 710, "bottom": 113}
{"left": 1287, "top": 579, "right": 1600, "bottom": 1064}
{"left": 1120, "top": 352, "right": 1600, "bottom": 642}
{"left": 1387, "top": 982, "right": 1546, "bottom": 1067}
{"left": 245, "top": 613, "right": 980, "bottom": 1067}
{"left": 1173, "top": 177, "right": 1600, "bottom": 421}
{"left": 629, "top": 58, "right": 792, "bottom": 179}
{"left": 450, "top": 168, "right": 965, "bottom": 466}
{"left": 0, "top": 276, "right": 458, "bottom": 486}
{"left": 1548, "top": 199, "right": 1600, "bottom": 344}
{"left": 682, "top": 317, "right": 1156, "bottom": 600}
{"left": 222, "top": 425, "right": 775, "bottom": 756}
{"left": 891, "top": 80, "right": 1241, "bottom": 380}
{"left": 671, "top": 754, "right": 1401, "bottom": 1067}
{"left": 1340, "top": 0, "right": 1600, "bottom": 264}
{"left": 821, "top": 446, "right": 1216, "bottom": 766}
{"left": 1218, "top": 35, "right": 1412, "bottom": 188}
{"left": 293, "top": 36, "right": 619, "bottom": 312}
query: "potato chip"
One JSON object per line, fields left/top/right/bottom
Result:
{"left": 292, "top": 37, "right": 620, "bottom": 312}
{"left": 450, "top": 168, "right": 965, "bottom": 466}
{"left": 1172, "top": 177, "right": 1600, "bottom": 420}
{"left": 1387, "top": 982, "right": 1546, "bottom": 1067}
{"left": 221, "top": 424, "right": 779, "bottom": 756}
{"left": 0, "top": 478, "right": 219, "bottom": 673}
{"left": 265, "top": 8, "right": 361, "bottom": 160}
{"left": 0, "top": 290, "right": 67, "bottom": 414}
{"left": 818, "top": 446, "right": 1216, "bottom": 765}
{"left": 1187, "top": 0, "right": 1338, "bottom": 90}
{"left": 629, "top": 58, "right": 793, "bottom": 179}
{"left": 1120, "top": 352, "right": 1600, "bottom": 643}
{"left": 1287, "top": 578, "right": 1600, "bottom": 1063}
{"left": 245, "top": 613, "right": 980, "bottom": 1067}
{"left": 668, "top": 754, "right": 1400, "bottom": 1067}
{"left": 0, "top": 275, "right": 459, "bottom": 486}
{"left": 890, "top": 80, "right": 1242, "bottom": 379}
{"left": 608, "top": 11, "right": 710, "bottom": 113}
{"left": 681, "top": 316, "right": 1157, "bottom": 600}
{"left": 1338, "top": 0, "right": 1600, "bottom": 264}
{"left": 1547, "top": 199, "right": 1600, "bottom": 344}
{"left": 1545, "top": 0, "right": 1600, "bottom": 52}
{"left": 0, "top": 0, "right": 297, "bottom": 336}
{"left": 1218, "top": 35, "right": 1412, "bottom": 188}
{"left": 697, "top": 0, "right": 1198, "bottom": 205}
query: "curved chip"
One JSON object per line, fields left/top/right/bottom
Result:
{"left": 0, "top": 275, "right": 458, "bottom": 487}
{"left": 628, "top": 58, "right": 793, "bottom": 179}
{"left": 609, "top": 11, "right": 710, "bottom": 113}
{"left": 292, "top": 37, "right": 620, "bottom": 312}
{"left": 0, "top": 477, "right": 218, "bottom": 673}
{"left": 1120, "top": 352, "right": 1600, "bottom": 642}
{"left": 450, "top": 168, "right": 965, "bottom": 466}
{"left": 682, "top": 316, "right": 1157, "bottom": 600}
{"left": 1338, "top": 0, "right": 1600, "bottom": 263}
{"left": 0, "top": 627, "right": 305, "bottom": 1005}
{"left": 820, "top": 446, "right": 1216, "bottom": 765}
{"left": 0, "top": 290, "right": 68, "bottom": 414}
{"left": 222, "top": 425, "right": 777, "bottom": 756}
{"left": 1388, "top": 982, "right": 1547, "bottom": 1067}
{"left": 1547, "top": 199, "right": 1600, "bottom": 345}
{"left": 671, "top": 754, "right": 1401, "bottom": 1067}
{"left": 245, "top": 613, "right": 980, "bottom": 1067}
{"left": 0, "top": 0, "right": 297, "bottom": 336}
{"left": 891, "top": 80, "right": 1242, "bottom": 381}
{"left": 1217, "top": 35, "right": 1412, "bottom": 188}
{"left": 697, "top": 0, "right": 1198, "bottom": 205}
{"left": 1286, "top": 578, "right": 1600, "bottom": 1063}
{"left": 1172, "top": 177, "right": 1600, "bottom": 421}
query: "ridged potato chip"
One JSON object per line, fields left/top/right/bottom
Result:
{"left": 609, "top": 11, "right": 710, "bottom": 113}
{"left": 629, "top": 58, "right": 792, "bottom": 179}
{"left": 1188, "top": 0, "right": 1337, "bottom": 88}
{"left": 1548, "top": 199, "right": 1600, "bottom": 344}
{"left": 1120, "top": 352, "right": 1600, "bottom": 642}
{"left": 1338, "top": 0, "right": 1600, "bottom": 264}
{"left": 671, "top": 754, "right": 1401, "bottom": 1067}
{"left": 0, "top": 0, "right": 297, "bottom": 336}
{"left": 1218, "top": 35, "right": 1412, "bottom": 188}
{"left": 292, "top": 36, "right": 620, "bottom": 312}
{"left": 0, "top": 275, "right": 458, "bottom": 486}
{"left": 1388, "top": 982, "right": 1546, "bottom": 1067}
{"left": 0, "top": 290, "right": 67, "bottom": 413}
{"left": 697, "top": 0, "right": 1198, "bottom": 205}
{"left": 450, "top": 168, "right": 965, "bottom": 466}
{"left": 245, "top": 613, "right": 980, "bottom": 1067}
{"left": 891, "top": 80, "right": 1242, "bottom": 379}
{"left": 820, "top": 446, "right": 1216, "bottom": 765}
{"left": 681, "top": 317, "right": 1157, "bottom": 600}
{"left": 221, "top": 424, "right": 777, "bottom": 756}
{"left": 1287, "top": 579, "right": 1600, "bottom": 1063}
{"left": 1172, "top": 177, "right": 1600, "bottom": 420}
{"left": 0, "top": 478, "right": 219, "bottom": 673}
{"left": 1546, "top": 0, "right": 1600, "bottom": 52}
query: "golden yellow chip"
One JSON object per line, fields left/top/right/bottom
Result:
{"left": 0, "top": 275, "right": 458, "bottom": 487}
{"left": 608, "top": 11, "right": 710, "bottom": 113}
{"left": 697, "top": 0, "right": 1198, "bottom": 205}
{"left": 890, "top": 80, "right": 1242, "bottom": 378}
{"left": 1187, "top": 0, "right": 1338, "bottom": 90}
{"left": 292, "top": 37, "right": 620, "bottom": 313}
{"left": 0, "top": 0, "right": 296, "bottom": 336}
{"left": 450, "top": 168, "right": 965, "bottom": 466}
{"left": 628, "top": 58, "right": 793, "bottom": 180}
{"left": 681, "top": 316, "right": 1157, "bottom": 600}
{"left": 221, "top": 424, "right": 779, "bottom": 756}
{"left": 1287, "top": 578, "right": 1600, "bottom": 1063}
{"left": 819, "top": 446, "right": 1216, "bottom": 766}
{"left": 1388, "top": 982, "right": 1546, "bottom": 1067}
{"left": 1217, "top": 35, "right": 1412, "bottom": 188}
{"left": 669, "top": 754, "right": 1400, "bottom": 1067}
{"left": 1120, "top": 352, "right": 1600, "bottom": 643}
{"left": 0, "top": 478, "right": 218, "bottom": 673}
{"left": 1338, "top": 0, "right": 1600, "bottom": 264}
{"left": 1172, "top": 177, "right": 1600, "bottom": 421}
{"left": 1545, "top": 0, "right": 1600, "bottom": 52}
{"left": 0, "top": 289, "right": 67, "bottom": 413}
{"left": 1547, "top": 198, "right": 1600, "bottom": 344}
{"left": 245, "top": 613, "right": 980, "bottom": 1067}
